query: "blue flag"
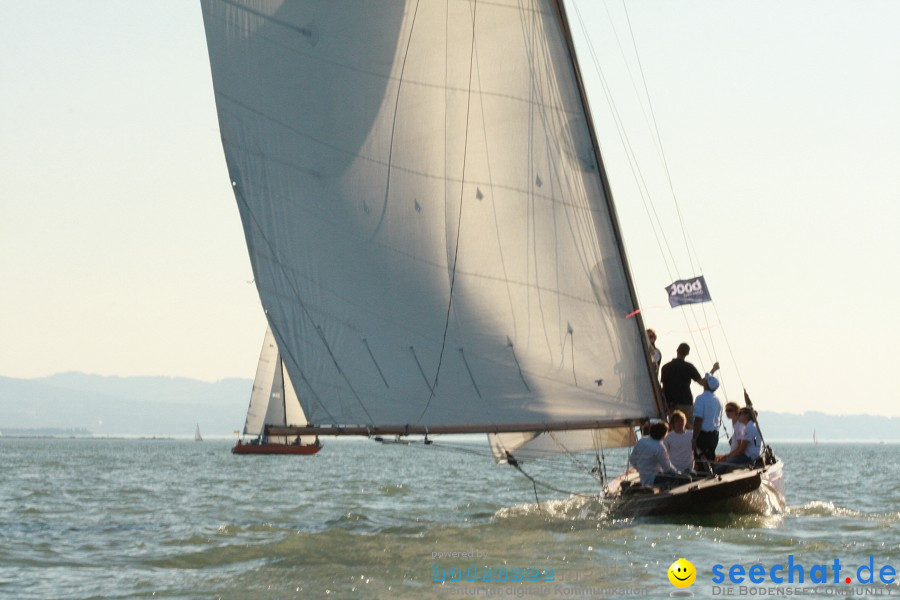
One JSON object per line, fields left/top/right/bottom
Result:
{"left": 665, "top": 276, "right": 712, "bottom": 308}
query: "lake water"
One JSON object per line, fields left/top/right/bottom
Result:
{"left": 1, "top": 439, "right": 897, "bottom": 599}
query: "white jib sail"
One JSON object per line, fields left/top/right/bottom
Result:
{"left": 243, "top": 326, "right": 280, "bottom": 436}
{"left": 203, "top": 0, "right": 658, "bottom": 430}
{"left": 488, "top": 428, "right": 636, "bottom": 463}
{"left": 244, "top": 327, "right": 314, "bottom": 443}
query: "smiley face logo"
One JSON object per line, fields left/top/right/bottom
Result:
{"left": 668, "top": 558, "right": 696, "bottom": 588}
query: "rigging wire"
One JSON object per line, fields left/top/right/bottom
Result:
{"left": 408, "top": 438, "right": 613, "bottom": 499}
{"left": 510, "top": 461, "right": 603, "bottom": 501}
{"left": 572, "top": 1, "right": 752, "bottom": 383}
{"left": 621, "top": 0, "right": 738, "bottom": 373}
{"left": 548, "top": 431, "right": 604, "bottom": 484}
{"left": 570, "top": 2, "right": 710, "bottom": 363}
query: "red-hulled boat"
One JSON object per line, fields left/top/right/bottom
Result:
{"left": 233, "top": 327, "right": 323, "bottom": 457}
{"left": 232, "top": 438, "right": 322, "bottom": 455}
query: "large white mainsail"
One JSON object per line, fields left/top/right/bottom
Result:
{"left": 202, "top": 0, "right": 661, "bottom": 434}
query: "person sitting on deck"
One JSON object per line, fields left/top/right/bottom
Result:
{"left": 628, "top": 422, "right": 679, "bottom": 487}
{"left": 723, "top": 401, "right": 743, "bottom": 453}
{"left": 663, "top": 410, "right": 693, "bottom": 472}
{"left": 714, "top": 407, "right": 762, "bottom": 473}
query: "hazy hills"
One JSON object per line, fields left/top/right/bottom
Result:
{"left": 0, "top": 373, "right": 249, "bottom": 437}
{"left": 0, "top": 373, "right": 896, "bottom": 440}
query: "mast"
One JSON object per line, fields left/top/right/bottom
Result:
{"left": 280, "top": 357, "right": 287, "bottom": 426}
{"left": 551, "top": 0, "right": 665, "bottom": 418}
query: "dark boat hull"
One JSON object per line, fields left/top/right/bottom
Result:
{"left": 232, "top": 442, "right": 322, "bottom": 455}
{"left": 609, "top": 460, "right": 784, "bottom": 517}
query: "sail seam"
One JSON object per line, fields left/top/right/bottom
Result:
{"left": 230, "top": 179, "right": 358, "bottom": 426}
{"left": 471, "top": 6, "right": 519, "bottom": 341}
{"left": 458, "top": 348, "right": 482, "bottom": 399}
{"left": 216, "top": 94, "right": 603, "bottom": 212}
{"left": 370, "top": 0, "right": 422, "bottom": 241}
{"left": 315, "top": 324, "right": 376, "bottom": 423}
{"left": 409, "top": 346, "right": 435, "bottom": 395}
{"left": 362, "top": 338, "right": 390, "bottom": 389}
{"left": 507, "top": 338, "right": 532, "bottom": 393}
{"left": 415, "top": 0, "right": 479, "bottom": 424}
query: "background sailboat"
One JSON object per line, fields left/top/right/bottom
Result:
{"left": 232, "top": 327, "right": 321, "bottom": 455}
{"left": 194, "top": 424, "right": 203, "bottom": 442}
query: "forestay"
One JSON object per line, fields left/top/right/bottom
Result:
{"left": 202, "top": 0, "right": 660, "bottom": 431}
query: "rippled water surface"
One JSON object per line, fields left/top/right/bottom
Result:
{"left": 1, "top": 439, "right": 897, "bottom": 598}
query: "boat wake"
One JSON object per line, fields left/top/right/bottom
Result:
{"left": 493, "top": 493, "right": 613, "bottom": 523}
{"left": 787, "top": 500, "right": 899, "bottom": 523}
{"left": 494, "top": 478, "right": 787, "bottom": 526}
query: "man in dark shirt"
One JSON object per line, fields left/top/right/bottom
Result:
{"left": 660, "top": 343, "right": 719, "bottom": 428}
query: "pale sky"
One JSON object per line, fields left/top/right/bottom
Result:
{"left": 2, "top": 1, "right": 898, "bottom": 417}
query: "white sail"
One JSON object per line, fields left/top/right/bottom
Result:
{"left": 244, "top": 327, "right": 314, "bottom": 443}
{"left": 243, "top": 327, "right": 280, "bottom": 436}
{"left": 488, "top": 428, "right": 636, "bottom": 463}
{"left": 194, "top": 424, "right": 203, "bottom": 442}
{"left": 202, "top": 0, "right": 659, "bottom": 431}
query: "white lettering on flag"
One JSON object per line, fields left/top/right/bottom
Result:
{"left": 665, "top": 276, "right": 712, "bottom": 308}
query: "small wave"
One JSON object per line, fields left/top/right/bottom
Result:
{"left": 378, "top": 483, "right": 409, "bottom": 496}
{"left": 788, "top": 500, "right": 862, "bottom": 518}
{"left": 788, "top": 501, "right": 900, "bottom": 523}
{"left": 494, "top": 493, "right": 610, "bottom": 523}
{"left": 339, "top": 511, "right": 369, "bottom": 522}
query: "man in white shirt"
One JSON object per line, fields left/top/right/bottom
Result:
{"left": 664, "top": 410, "right": 693, "bottom": 472}
{"left": 629, "top": 422, "right": 678, "bottom": 486}
{"left": 691, "top": 373, "right": 723, "bottom": 465}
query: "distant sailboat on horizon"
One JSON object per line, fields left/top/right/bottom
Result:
{"left": 194, "top": 424, "right": 203, "bottom": 442}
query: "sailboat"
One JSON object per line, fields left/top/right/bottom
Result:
{"left": 194, "top": 424, "right": 203, "bottom": 442}
{"left": 232, "top": 327, "right": 322, "bottom": 455}
{"left": 201, "top": 0, "right": 782, "bottom": 514}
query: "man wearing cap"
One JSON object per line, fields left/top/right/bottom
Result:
{"left": 692, "top": 372, "right": 724, "bottom": 466}
{"left": 660, "top": 343, "right": 719, "bottom": 428}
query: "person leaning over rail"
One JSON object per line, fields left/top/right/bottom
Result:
{"left": 714, "top": 407, "right": 762, "bottom": 474}
{"left": 628, "top": 422, "right": 679, "bottom": 487}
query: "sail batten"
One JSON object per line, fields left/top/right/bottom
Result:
{"left": 203, "top": 0, "right": 658, "bottom": 432}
